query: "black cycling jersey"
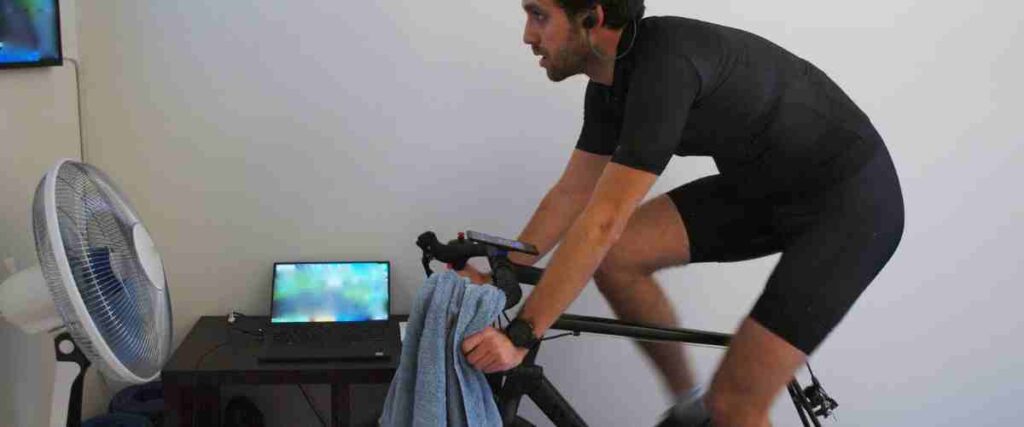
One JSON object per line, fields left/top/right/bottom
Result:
{"left": 577, "top": 16, "right": 882, "bottom": 194}
{"left": 576, "top": 16, "right": 904, "bottom": 354}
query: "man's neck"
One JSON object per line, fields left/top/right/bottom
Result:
{"left": 584, "top": 28, "right": 624, "bottom": 86}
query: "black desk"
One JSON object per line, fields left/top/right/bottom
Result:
{"left": 162, "top": 315, "right": 406, "bottom": 426}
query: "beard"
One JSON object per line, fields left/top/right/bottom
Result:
{"left": 542, "top": 31, "right": 589, "bottom": 82}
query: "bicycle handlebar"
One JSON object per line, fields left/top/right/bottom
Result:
{"left": 416, "top": 231, "right": 545, "bottom": 309}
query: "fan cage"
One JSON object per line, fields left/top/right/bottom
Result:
{"left": 32, "top": 161, "right": 171, "bottom": 381}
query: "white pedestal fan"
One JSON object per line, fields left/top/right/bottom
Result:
{"left": 0, "top": 160, "right": 173, "bottom": 427}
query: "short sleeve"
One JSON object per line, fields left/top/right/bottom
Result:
{"left": 575, "top": 81, "right": 621, "bottom": 156}
{"left": 611, "top": 50, "right": 701, "bottom": 175}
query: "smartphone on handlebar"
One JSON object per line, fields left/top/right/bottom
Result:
{"left": 466, "top": 230, "right": 539, "bottom": 255}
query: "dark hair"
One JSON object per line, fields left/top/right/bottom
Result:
{"left": 554, "top": 0, "right": 645, "bottom": 29}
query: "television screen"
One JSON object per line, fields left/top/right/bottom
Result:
{"left": 0, "top": 0, "right": 62, "bottom": 69}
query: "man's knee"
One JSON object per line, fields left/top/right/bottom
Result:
{"left": 593, "top": 194, "right": 691, "bottom": 292}
{"left": 593, "top": 245, "right": 648, "bottom": 292}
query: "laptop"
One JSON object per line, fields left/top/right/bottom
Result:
{"left": 258, "top": 261, "right": 399, "bottom": 363}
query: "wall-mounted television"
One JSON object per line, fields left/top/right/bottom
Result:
{"left": 0, "top": 0, "right": 62, "bottom": 69}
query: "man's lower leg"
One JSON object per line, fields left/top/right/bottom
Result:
{"left": 595, "top": 271, "right": 695, "bottom": 395}
{"left": 706, "top": 318, "right": 806, "bottom": 427}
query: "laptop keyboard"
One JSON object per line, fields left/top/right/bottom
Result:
{"left": 272, "top": 324, "right": 388, "bottom": 346}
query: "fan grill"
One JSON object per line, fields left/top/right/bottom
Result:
{"left": 33, "top": 162, "right": 170, "bottom": 380}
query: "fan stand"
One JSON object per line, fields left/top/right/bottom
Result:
{"left": 51, "top": 331, "right": 91, "bottom": 427}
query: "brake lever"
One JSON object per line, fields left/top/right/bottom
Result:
{"left": 421, "top": 253, "right": 434, "bottom": 277}
{"left": 417, "top": 231, "right": 437, "bottom": 276}
{"left": 417, "top": 230, "right": 473, "bottom": 276}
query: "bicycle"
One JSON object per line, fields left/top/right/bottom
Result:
{"left": 416, "top": 230, "right": 838, "bottom": 427}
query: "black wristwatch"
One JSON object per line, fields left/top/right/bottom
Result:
{"left": 504, "top": 318, "right": 540, "bottom": 349}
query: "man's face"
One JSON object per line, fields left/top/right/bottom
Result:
{"left": 522, "top": 0, "right": 589, "bottom": 82}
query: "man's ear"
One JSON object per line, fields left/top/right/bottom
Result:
{"left": 582, "top": 4, "right": 606, "bottom": 29}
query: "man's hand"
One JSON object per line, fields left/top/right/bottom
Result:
{"left": 454, "top": 263, "right": 491, "bottom": 285}
{"left": 462, "top": 326, "right": 529, "bottom": 373}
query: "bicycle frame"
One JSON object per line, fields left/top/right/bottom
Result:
{"left": 487, "top": 314, "right": 821, "bottom": 427}
{"left": 415, "top": 231, "right": 828, "bottom": 427}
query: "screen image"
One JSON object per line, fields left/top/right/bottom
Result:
{"left": 271, "top": 262, "right": 389, "bottom": 323}
{"left": 0, "top": 0, "right": 61, "bottom": 68}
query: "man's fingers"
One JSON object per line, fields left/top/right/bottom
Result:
{"left": 485, "top": 355, "right": 515, "bottom": 374}
{"left": 466, "top": 345, "right": 490, "bottom": 366}
{"left": 465, "top": 328, "right": 508, "bottom": 371}
{"left": 466, "top": 331, "right": 500, "bottom": 367}
{"left": 482, "top": 358, "right": 504, "bottom": 374}
{"left": 465, "top": 334, "right": 497, "bottom": 365}
{"left": 472, "top": 352, "right": 496, "bottom": 371}
{"left": 466, "top": 345, "right": 491, "bottom": 369}
{"left": 462, "top": 331, "right": 485, "bottom": 354}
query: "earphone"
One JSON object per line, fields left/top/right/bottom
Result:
{"left": 582, "top": 10, "right": 598, "bottom": 29}
{"left": 581, "top": 0, "right": 600, "bottom": 29}
{"left": 582, "top": 8, "right": 640, "bottom": 62}
{"left": 582, "top": 0, "right": 644, "bottom": 30}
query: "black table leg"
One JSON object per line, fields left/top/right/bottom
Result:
{"left": 331, "top": 383, "right": 351, "bottom": 427}
{"left": 163, "top": 382, "right": 192, "bottom": 427}
{"left": 194, "top": 384, "right": 221, "bottom": 426}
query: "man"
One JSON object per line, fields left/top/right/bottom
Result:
{"left": 459, "top": 0, "right": 905, "bottom": 425}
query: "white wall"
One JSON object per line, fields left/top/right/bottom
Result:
{"left": 0, "top": 2, "right": 117, "bottom": 427}
{"left": 67, "top": 0, "right": 1024, "bottom": 426}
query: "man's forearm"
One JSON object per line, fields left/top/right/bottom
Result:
{"left": 509, "top": 184, "right": 591, "bottom": 266}
{"left": 516, "top": 206, "right": 626, "bottom": 337}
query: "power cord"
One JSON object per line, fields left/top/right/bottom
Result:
{"left": 193, "top": 341, "right": 230, "bottom": 370}
{"left": 227, "top": 311, "right": 266, "bottom": 338}
{"left": 61, "top": 57, "right": 86, "bottom": 163}
{"left": 190, "top": 342, "right": 231, "bottom": 427}
{"left": 195, "top": 315, "right": 265, "bottom": 369}
{"left": 297, "top": 384, "right": 327, "bottom": 427}
{"left": 541, "top": 331, "right": 580, "bottom": 342}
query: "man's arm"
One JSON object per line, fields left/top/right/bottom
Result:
{"left": 508, "top": 149, "right": 610, "bottom": 266}
{"left": 516, "top": 162, "right": 657, "bottom": 336}
{"left": 514, "top": 39, "right": 701, "bottom": 331}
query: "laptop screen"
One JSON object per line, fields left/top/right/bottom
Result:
{"left": 271, "top": 261, "right": 390, "bottom": 324}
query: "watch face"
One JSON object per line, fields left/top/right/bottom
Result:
{"left": 507, "top": 319, "right": 536, "bottom": 348}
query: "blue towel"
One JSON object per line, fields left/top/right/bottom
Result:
{"left": 380, "top": 270, "right": 506, "bottom": 427}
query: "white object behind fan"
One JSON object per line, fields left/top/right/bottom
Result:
{"left": 0, "top": 159, "right": 173, "bottom": 427}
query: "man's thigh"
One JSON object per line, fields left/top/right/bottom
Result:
{"left": 600, "top": 194, "right": 691, "bottom": 275}
{"left": 706, "top": 146, "right": 904, "bottom": 423}
{"left": 603, "top": 174, "right": 787, "bottom": 275}
{"left": 666, "top": 175, "right": 786, "bottom": 265}
{"left": 750, "top": 144, "right": 904, "bottom": 354}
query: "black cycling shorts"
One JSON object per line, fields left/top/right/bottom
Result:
{"left": 668, "top": 144, "right": 905, "bottom": 354}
